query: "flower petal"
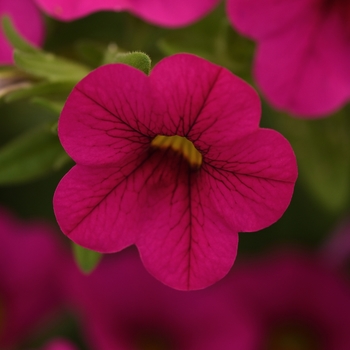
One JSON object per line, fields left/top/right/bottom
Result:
{"left": 228, "top": 0, "right": 350, "bottom": 116}
{"left": 150, "top": 54, "right": 261, "bottom": 151}
{"left": 58, "top": 64, "right": 154, "bottom": 166}
{"left": 54, "top": 146, "right": 238, "bottom": 290}
{"left": 0, "top": 0, "right": 45, "bottom": 64}
{"left": 53, "top": 158, "right": 146, "bottom": 252}
{"left": 134, "top": 150, "right": 238, "bottom": 291}
{"left": 254, "top": 11, "right": 350, "bottom": 116}
{"left": 227, "top": 0, "right": 314, "bottom": 40}
{"left": 202, "top": 129, "right": 297, "bottom": 232}
{"left": 34, "top": 0, "right": 220, "bottom": 27}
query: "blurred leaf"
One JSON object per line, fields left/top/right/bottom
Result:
{"left": 0, "top": 67, "right": 33, "bottom": 100}
{"left": 30, "top": 97, "right": 64, "bottom": 115}
{"left": 73, "top": 243, "right": 102, "bottom": 274}
{"left": 267, "top": 108, "right": 350, "bottom": 212}
{"left": 101, "top": 43, "right": 119, "bottom": 65}
{"left": 74, "top": 40, "right": 106, "bottom": 67}
{"left": 1, "top": 16, "right": 39, "bottom": 53}
{"left": 3, "top": 81, "right": 74, "bottom": 103}
{"left": 0, "top": 124, "right": 71, "bottom": 184}
{"left": 14, "top": 50, "right": 90, "bottom": 82}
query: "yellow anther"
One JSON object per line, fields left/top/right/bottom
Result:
{"left": 151, "top": 135, "right": 202, "bottom": 168}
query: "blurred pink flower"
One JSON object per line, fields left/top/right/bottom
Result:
{"left": 226, "top": 249, "right": 350, "bottom": 350}
{"left": 0, "top": 0, "right": 45, "bottom": 64}
{"left": 66, "top": 247, "right": 256, "bottom": 350}
{"left": 33, "top": 0, "right": 220, "bottom": 27}
{"left": 227, "top": 0, "right": 350, "bottom": 117}
{"left": 40, "top": 339, "right": 78, "bottom": 350}
{"left": 320, "top": 216, "right": 350, "bottom": 272}
{"left": 54, "top": 53, "right": 297, "bottom": 290}
{"left": 0, "top": 208, "right": 66, "bottom": 348}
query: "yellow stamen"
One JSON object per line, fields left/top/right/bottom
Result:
{"left": 151, "top": 135, "right": 202, "bottom": 168}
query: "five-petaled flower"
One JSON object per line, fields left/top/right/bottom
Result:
{"left": 33, "top": 0, "right": 220, "bottom": 27}
{"left": 54, "top": 53, "right": 297, "bottom": 290}
{"left": 227, "top": 0, "right": 350, "bottom": 117}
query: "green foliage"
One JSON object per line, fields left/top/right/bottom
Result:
{"left": 112, "top": 52, "right": 151, "bottom": 75}
{"left": 3, "top": 16, "right": 90, "bottom": 83}
{"left": 73, "top": 243, "right": 102, "bottom": 274}
{"left": 14, "top": 50, "right": 90, "bottom": 83}
{"left": 3, "top": 81, "right": 74, "bottom": 104}
{"left": 0, "top": 124, "right": 71, "bottom": 184}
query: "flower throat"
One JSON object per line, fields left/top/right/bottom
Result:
{"left": 151, "top": 135, "right": 202, "bottom": 168}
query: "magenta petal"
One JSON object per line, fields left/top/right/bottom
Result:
{"left": 58, "top": 64, "right": 154, "bottom": 166}
{"left": 203, "top": 129, "right": 297, "bottom": 232}
{"left": 227, "top": 0, "right": 350, "bottom": 117}
{"left": 254, "top": 11, "right": 350, "bottom": 116}
{"left": 132, "top": 151, "right": 238, "bottom": 291}
{"left": 42, "top": 339, "right": 78, "bottom": 350}
{"left": 227, "top": 0, "right": 313, "bottom": 40}
{"left": 137, "top": 162, "right": 238, "bottom": 290}
{"left": 54, "top": 148, "right": 238, "bottom": 290}
{"left": 53, "top": 160, "right": 148, "bottom": 252}
{"left": 0, "top": 0, "right": 45, "bottom": 64}
{"left": 150, "top": 54, "right": 261, "bottom": 149}
{"left": 34, "top": 0, "right": 219, "bottom": 27}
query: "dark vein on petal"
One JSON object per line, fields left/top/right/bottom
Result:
{"left": 185, "top": 68, "right": 223, "bottom": 138}
{"left": 75, "top": 86, "right": 149, "bottom": 138}
{"left": 66, "top": 153, "right": 152, "bottom": 236}
{"left": 204, "top": 161, "right": 295, "bottom": 184}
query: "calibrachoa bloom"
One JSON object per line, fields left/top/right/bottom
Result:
{"left": 225, "top": 250, "right": 350, "bottom": 349}
{"left": 39, "top": 339, "right": 78, "bottom": 350}
{"left": 321, "top": 216, "right": 350, "bottom": 272}
{"left": 227, "top": 0, "right": 350, "bottom": 117}
{"left": 0, "top": 208, "right": 65, "bottom": 348}
{"left": 65, "top": 247, "right": 256, "bottom": 350}
{"left": 54, "top": 53, "right": 297, "bottom": 290}
{"left": 0, "top": 0, "right": 45, "bottom": 64}
{"left": 33, "top": 0, "right": 220, "bottom": 27}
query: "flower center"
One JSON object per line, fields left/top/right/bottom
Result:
{"left": 266, "top": 324, "right": 321, "bottom": 350}
{"left": 151, "top": 135, "right": 202, "bottom": 169}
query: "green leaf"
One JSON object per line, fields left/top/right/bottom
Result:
{"left": 30, "top": 97, "right": 64, "bottom": 115}
{"left": 3, "top": 81, "right": 75, "bottom": 103}
{"left": 74, "top": 40, "right": 106, "bottom": 68}
{"left": 1, "top": 16, "right": 39, "bottom": 53}
{"left": 14, "top": 50, "right": 90, "bottom": 82}
{"left": 0, "top": 124, "right": 72, "bottom": 184}
{"left": 73, "top": 243, "right": 102, "bottom": 274}
{"left": 104, "top": 49, "right": 151, "bottom": 75}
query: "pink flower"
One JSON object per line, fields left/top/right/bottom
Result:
{"left": 0, "top": 208, "right": 66, "bottom": 348}
{"left": 226, "top": 249, "right": 350, "bottom": 349}
{"left": 40, "top": 339, "right": 78, "bottom": 350}
{"left": 227, "top": 0, "right": 350, "bottom": 117}
{"left": 320, "top": 216, "right": 350, "bottom": 272}
{"left": 53, "top": 53, "right": 297, "bottom": 290}
{"left": 33, "top": 0, "right": 220, "bottom": 27}
{"left": 0, "top": 0, "right": 45, "bottom": 64}
{"left": 65, "top": 247, "right": 256, "bottom": 350}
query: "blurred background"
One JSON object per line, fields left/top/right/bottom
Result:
{"left": 1, "top": 1, "right": 350, "bottom": 349}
